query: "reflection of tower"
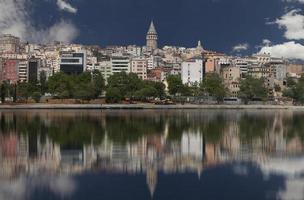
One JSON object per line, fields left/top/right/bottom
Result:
{"left": 146, "top": 21, "right": 158, "bottom": 51}
{"left": 18, "top": 134, "right": 29, "bottom": 160}
{"left": 146, "top": 166, "right": 157, "bottom": 198}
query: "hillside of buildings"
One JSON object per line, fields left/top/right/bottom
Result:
{"left": 0, "top": 22, "right": 303, "bottom": 105}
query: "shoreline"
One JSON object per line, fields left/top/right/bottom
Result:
{"left": 0, "top": 103, "right": 302, "bottom": 110}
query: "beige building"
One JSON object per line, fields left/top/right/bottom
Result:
{"left": 221, "top": 66, "right": 240, "bottom": 97}
{"left": 0, "top": 34, "right": 20, "bottom": 53}
{"left": 131, "top": 57, "right": 148, "bottom": 80}
{"left": 204, "top": 52, "right": 226, "bottom": 74}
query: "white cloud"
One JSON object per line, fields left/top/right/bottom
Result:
{"left": 232, "top": 43, "right": 249, "bottom": 52}
{"left": 57, "top": 0, "right": 78, "bottom": 14}
{"left": 0, "top": 175, "right": 76, "bottom": 200}
{"left": 274, "top": 9, "right": 304, "bottom": 40}
{"left": 0, "top": 0, "right": 78, "bottom": 43}
{"left": 259, "top": 41, "right": 304, "bottom": 60}
{"left": 284, "top": 0, "right": 304, "bottom": 3}
{"left": 259, "top": 157, "right": 304, "bottom": 200}
{"left": 262, "top": 39, "right": 271, "bottom": 46}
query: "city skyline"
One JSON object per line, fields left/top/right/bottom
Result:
{"left": 0, "top": 0, "right": 304, "bottom": 59}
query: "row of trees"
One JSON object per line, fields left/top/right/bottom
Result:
{"left": 0, "top": 70, "right": 270, "bottom": 104}
{"left": 106, "top": 72, "right": 165, "bottom": 103}
{"left": 0, "top": 70, "right": 105, "bottom": 103}
{"left": 166, "top": 73, "right": 268, "bottom": 103}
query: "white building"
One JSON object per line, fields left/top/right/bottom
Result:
{"left": 97, "top": 61, "right": 112, "bottom": 81}
{"left": 111, "top": 56, "right": 130, "bottom": 74}
{"left": 181, "top": 59, "right": 203, "bottom": 86}
{"left": 18, "top": 60, "right": 28, "bottom": 82}
{"left": 147, "top": 55, "right": 156, "bottom": 70}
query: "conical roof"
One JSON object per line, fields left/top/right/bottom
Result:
{"left": 147, "top": 21, "right": 157, "bottom": 34}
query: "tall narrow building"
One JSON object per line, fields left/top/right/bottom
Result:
{"left": 146, "top": 21, "right": 158, "bottom": 50}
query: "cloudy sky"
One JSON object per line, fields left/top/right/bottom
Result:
{"left": 0, "top": 0, "right": 304, "bottom": 59}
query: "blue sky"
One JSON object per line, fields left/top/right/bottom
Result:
{"left": 0, "top": 0, "right": 304, "bottom": 58}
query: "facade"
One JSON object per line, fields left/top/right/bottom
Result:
{"left": 221, "top": 66, "right": 240, "bottom": 97}
{"left": 1, "top": 59, "right": 19, "bottom": 84}
{"left": 18, "top": 60, "right": 28, "bottom": 82}
{"left": 28, "top": 59, "right": 41, "bottom": 83}
{"left": 111, "top": 56, "right": 130, "bottom": 74}
{"left": 146, "top": 21, "right": 158, "bottom": 51}
{"left": 95, "top": 61, "right": 112, "bottom": 82}
{"left": 131, "top": 57, "right": 148, "bottom": 80}
{"left": 60, "top": 52, "right": 86, "bottom": 75}
{"left": 0, "top": 34, "right": 20, "bottom": 53}
{"left": 234, "top": 58, "right": 249, "bottom": 78}
{"left": 181, "top": 59, "right": 203, "bottom": 86}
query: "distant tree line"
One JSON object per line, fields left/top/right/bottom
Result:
{"left": 1, "top": 70, "right": 303, "bottom": 104}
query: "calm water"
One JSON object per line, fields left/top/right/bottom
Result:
{"left": 0, "top": 109, "right": 304, "bottom": 200}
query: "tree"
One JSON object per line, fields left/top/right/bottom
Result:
{"left": 200, "top": 73, "right": 226, "bottom": 103}
{"left": 106, "top": 87, "right": 123, "bottom": 103}
{"left": 291, "top": 77, "right": 304, "bottom": 104}
{"left": 166, "top": 75, "right": 185, "bottom": 96}
{"left": 32, "top": 91, "right": 42, "bottom": 103}
{"left": 17, "top": 82, "right": 30, "bottom": 102}
{"left": 239, "top": 76, "right": 268, "bottom": 103}
{"left": 73, "top": 82, "right": 95, "bottom": 101}
{"left": 0, "top": 83, "right": 5, "bottom": 103}
{"left": 286, "top": 77, "right": 296, "bottom": 87}
{"left": 134, "top": 86, "right": 158, "bottom": 101}
{"left": 274, "top": 84, "right": 281, "bottom": 92}
{"left": 47, "top": 73, "right": 73, "bottom": 98}
{"left": 92, "top": 70, "right": 105, "bottom": 98}
{"left": 39, "top": 71, "right": 48, "bottom": 95}
{"left": 107, "top": 72, "right": 142, "bottom": 99}
{"left": 144, "top": 81, "right": 166, "bottom": 99}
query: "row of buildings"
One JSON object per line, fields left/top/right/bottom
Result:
{"left": 0, "top": 110, "right": 303, "bottom": 197}
{"left": 0, "top": 21, "right": 303, "bottom": 98}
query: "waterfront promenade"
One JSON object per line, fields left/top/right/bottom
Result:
{"left": 0, "top": 103, "right": 303, "bottom": 110}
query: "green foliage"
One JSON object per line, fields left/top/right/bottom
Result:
{"left": 32, "top": 91, "right": 42, "bottom": 103}
{"left": 47, "top": 72, "right": 73, "bottom": 98}
{"left": 107, "top": 72, "right": 142, "bottom": 98}
{"left": 282, "top": 76, "right": 304, "bottom": 104}
{"left": 239, "top": 76, "right": 268, "bottom": 103}
{"left": 274, "top": 84, "right": 281, "bottom": 92}
{"left": 144, "top": 81, "right": 166, "bottom": 99}
{"left": 39, "top": 71, "right": 48, "bottom": 95}
{"left": 286, "top": 77, "right": 296, "bottom": 87}
{"left": 106, "top": 72, "right": 165, "bottom": 102}
{"left": 0, "top": 83, "right": 5, "bottom": 103}
{"left": 166, "top": 75, "right": 184, "bottom": 96}
{"left": 106, "top": 87, "right": 123, "bottom": 103}
{"left": 134, "top": 86, "right": 158, "bottom": 100}
{"left": 92, "top": 70, "right": 105, "bottom": 98}
{"left": 289, "top": 77, "right": 304, "bottom": 104}
{"left": 47, "top": 71, "right": 105, "bottom": 100}
{"left": 200, "top": 73, "right": 226, "bottom": 103}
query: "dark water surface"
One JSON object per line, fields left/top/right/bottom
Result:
{"left": 0, "top": 109, "right": 304, "bottom": 200}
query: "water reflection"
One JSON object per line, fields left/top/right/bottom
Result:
{"left": 0, "top": 110, "right": 304, "bottom": 200}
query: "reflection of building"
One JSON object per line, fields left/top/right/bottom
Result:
{"left": 181, "top": 132, "right": 204, "bottom": 159}
{"left": 1, "top": 110, "right": 304, "bottom": 199}
{"left": 147, "top": 166, "right": 157, "bottom": 197}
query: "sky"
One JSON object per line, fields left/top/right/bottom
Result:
{"left": 0, "top": 0, "right": 304, "bottom": 59}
